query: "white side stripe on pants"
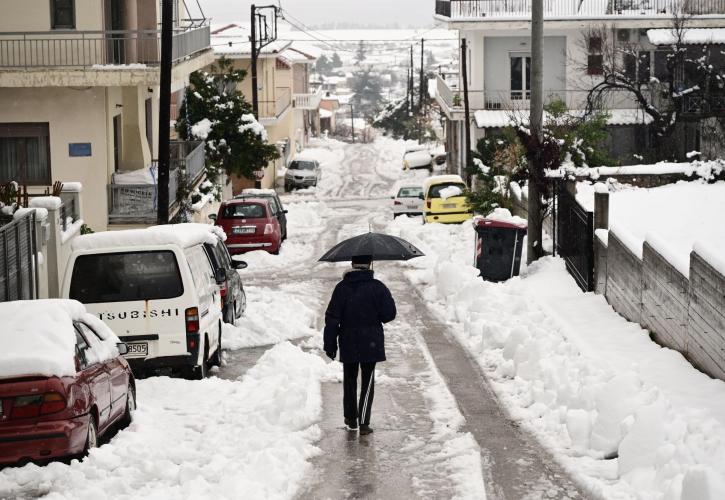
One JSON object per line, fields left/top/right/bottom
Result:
{"left": 360, "top": 370, "right": 374, "bottom": 423}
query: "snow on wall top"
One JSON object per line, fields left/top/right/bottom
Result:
{"left": 0, "top": 299, "right": 120, "bottom": 379}
{"left": 29, "top": 196, "right": 62, "bottom": 210}
{"left": 72, "top": 223, "right": 224, "bottom": 252}
{"left": 474, "top": 109, "right": 653, "bottom": 128}
{"left": 647, "top": 28, "right": 725, "bottom": 45}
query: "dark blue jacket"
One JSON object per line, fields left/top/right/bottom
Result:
{"left": 323, "top": 270, "right": 396, "bottom": 363}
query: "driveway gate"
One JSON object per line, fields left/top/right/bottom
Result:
{"left": 554, "top": 182, "right": 594, "bottom": 292}
{"left": 0, "top": 211, "right": 38, "bottom": 301}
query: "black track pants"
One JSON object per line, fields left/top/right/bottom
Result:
{"left": 343, "top": 362, "right": 376, "bottom": 425}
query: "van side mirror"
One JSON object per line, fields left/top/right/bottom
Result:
{"left": 282, "top": 209, "right": 288, "bottom": 214}
{"left": 117, "top": 343, "right": 128, "bottom": 356}
{"left": 418, "top": 194, "right": 424, "bottom": 200}
{"left": 208, "top": 213, "right": 217, "bottom": 221}
{"left": 231, "top": 255, "right": 248, "bottom": 270}
{"left": 214, "top": 267, "right": 227, "bottom": 284}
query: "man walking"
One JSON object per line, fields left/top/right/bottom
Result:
{"left": 324, "top": 255, "right": 396, "bottom": 435}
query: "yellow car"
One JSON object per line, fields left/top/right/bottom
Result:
{"left": 422, "top": 175, "right": 473, "bottom": 224}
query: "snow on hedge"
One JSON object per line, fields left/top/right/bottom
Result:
{"left": 383, "top": 215, "right": 725, "bottom": 500}
{"left": 0, "top": 300, "right": 120, "bottom": 379}
{"left": 0, "top": 342, "right": 330, "bottom": 499}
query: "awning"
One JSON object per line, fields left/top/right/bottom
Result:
{"left": 474, "top": 108, "right": 653, "bottom": 128}
{"left": 647, "top": 28, "right": 725, "bottom": 46}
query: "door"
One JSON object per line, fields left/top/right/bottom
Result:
{"left": 113, "top": 115, "right": 122, "bottom": 172}
{"left": 105, "top": 0, "right": 125, "bottom": 64}
{"left": 510, "top": 54, "right": 531, "bottom": 101}
{"left": 75, "top": 326, "right": 113, "bottom": 430}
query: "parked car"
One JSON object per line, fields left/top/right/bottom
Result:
{"left": 422, "top": 175, "right": 473, "bottom": 224}
{"left": 285, "top": 158, "right": 321, "bottom": 190}
{"left": 204, "top": 236, "right": 247, "bottom": 325}
{"left": 403, "top": 148, "right": 447, "bottom": 172}
{"left": 235, "top": 188, "right": 288, "bottom": 241}
{"left": 392, "top": 184, "right": 424, "bottom": 218}
{"left": 214, "top": 198, "right": 282, "bottom": 255}
{"left": 0, "top": 300, "right": 134, "bottom": 466}
{"left": 63, "top": 224, "right": 229, "bottom": 379}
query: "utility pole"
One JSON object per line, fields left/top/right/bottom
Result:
{"left": 250, "top": 4, "right": 259, "bottom": 118}
{"left": 461, "top": 38, "right": 472, "bottom": 183}
{"left": 419, "top": 38, "right": 425, "bottom": 111}
{"left": 157, "top": 0, "right": 172, "bottom": 225}
{"left": 528, "top": 0, "right": 544, "bottom": 263}
{"left": 409, "top": 45, "right": 414, "bottom": 113}
{"left": 349, "top": 103, "right": 355, "bottom": 143}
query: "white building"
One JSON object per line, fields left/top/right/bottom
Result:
{"left": 434, "top": 0, "right": 725, "bottom": 173}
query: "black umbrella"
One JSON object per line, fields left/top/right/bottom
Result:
{"left": 319, "top": 232, "right": 425, "bottom": 262}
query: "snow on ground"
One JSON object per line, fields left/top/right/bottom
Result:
{"left": 0, "top": 343, "right": 330, "bottom": 500}
{"left": 222, "top": 282, "right": 322, "bottom": 350}
{"left": 382, "top": 215, "right": 725, "bottom": 500}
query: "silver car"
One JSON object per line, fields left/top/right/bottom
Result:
{"left": 392, "top": 184, "right": 424, "bottom": 218}
{"left": 285, "top": 159, "right": 321, "bottom": 191}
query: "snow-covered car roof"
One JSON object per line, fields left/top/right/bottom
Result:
{"left": 404, "top": 149, "right": 434, "bottom": 168}
{"left": 0, "top": 299, "right": 121, "bottom": 379}
{"left": 423, "top": 175, "right": 466, "bottom": 190}
{"left": 72, "top": 223, "right": 225, "bottom": 252}
{"left": 240, "top": 188, "right": 278, "bottom": 196}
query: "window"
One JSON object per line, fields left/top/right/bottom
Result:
{"left": 69, "top": 251, "right": 184, "bottom": 303}
{"left": 587, "top": 36, "right": 603, "bottom": 76}
{"left": 51, "top": 0, "right": 75, "bottom": 29}
{"left": 0, "top": 123, "right": 51, "bottom": 185}
{"left": 397, "top": 187, "right": 423, "bottom": 198}
{"left": 428, "top": 183, "right": 466, "bottom": 199}
{"left": 76, "top": 322, "right": 104, "bottom": 365}
{"left": 75, "top": 329, "right": 92, "bottom": 370}
{"left": 624, "top": 51, "right": 651, "bottom": 83}
{"left": 223, "top": 203, "right": 267, "bottom": 219}
{"left": 510, "top": 54, "right": 531, "bottom": 100}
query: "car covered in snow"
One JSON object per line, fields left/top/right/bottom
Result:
{"left": 285, "top": 158, "right": 321, "bottom": 190}
{"left": 234, "top": 188, "right": 288, "bottom": 241}
{"left": 422, "top": 175, "right": 473, "bottom": 224}
{"left": 215, "top": 198, "right": 283, "bottom": 255}
{"left": 62, "top": 224, "right": 229, "bottom": 379}
{"left": 402, "top": 148, "right": 446, "bottom": 172}
{"left": 0, "top": 300, "right": 134, "bottom": 466}
{"left": 392, "top": 184, "right": 424, "bottom": 218}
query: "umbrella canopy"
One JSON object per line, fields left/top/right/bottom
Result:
{"left": 319, "top": 232, "right": 425, "bottom": 262}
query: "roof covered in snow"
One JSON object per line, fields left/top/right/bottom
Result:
{"left": 647, "top": 28, "right": 725, "bottom": 45}
{"left": 0, "top": 299, "right": 120, "bottom": 379}
{"left": 474, "top": 108, "right": 653, "bottom": 128}
{"left": 72, "top": 223, "right": 224, "bottom": 252}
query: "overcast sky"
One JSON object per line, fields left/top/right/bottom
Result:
{"left": 194, "top": 0, "right": 435, "bottom": 28}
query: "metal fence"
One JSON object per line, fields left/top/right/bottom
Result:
{"left": 0, "top": 23, "right": 210, "bottom": 69}
{"left": 0, "top": 211, "right": 38, "bottom": 302}
{"left": 555, "top": 182, "right": 594, "bottom": 292}
{"left": 435, "top": 0, "right": 725, "bottom": 18}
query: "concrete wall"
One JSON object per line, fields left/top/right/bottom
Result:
{"left": 604, "top": 232, "right": 643, "bottom": 324}
{"left": 1, "top": 0, "right": 104, "bottom": 31}
{"left": 687, "top": 253, "right": 725, "bottom": 380}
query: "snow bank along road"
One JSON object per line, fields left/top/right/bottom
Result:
{"left": 4, "top": 137, "right": 724, "bottom": 500}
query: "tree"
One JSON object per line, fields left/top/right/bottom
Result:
{"left": 176, "top": 58, "right": 280, "bottom": 194}
{"left": 315, "top": 54, "right": 333, "bottom": 75}
{"left": 373, "top": 97, "right": 437, "bottom": 141}
{"left": 350, "top": 68, "right": 384, "bottom": 117}
{"left": 580, "top": 12, "right": 725, "bottom": 161}
{"left": 355, "top": 40, "right": 366, "bottom": 64}
{"left": 331, "top": 52, "right": 343, "bottom": 68}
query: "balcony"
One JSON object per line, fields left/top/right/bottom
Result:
{"left": 259, "top": 87, "right": 292, "bottom": 124}
{"left": 434, "top": 0, "right": 725, "bottom": 20}
{"left": 293, "top": 91, "right": 323, "bottom": 110}
{"left": 108, "top": 141, "right": 205, "bottom": 225}
{"left": 0, "top": 21, "right": 210, "bottom": 70}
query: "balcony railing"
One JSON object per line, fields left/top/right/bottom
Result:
{"left": 293, "top": 92, "right": 322, "bottom": 110}
{"left": 108, "top": 141, "right": 205, "bottom": 224}
{"left": 0, "top": 22, "right": 210, "bottom": 69}
{"left": 259, "top": 87, "right": 292, "bottom": 120}
{"left": 435, "top": 0, "right": 725, "bottom": 19}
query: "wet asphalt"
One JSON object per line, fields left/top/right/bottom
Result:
{"left": 219, "top": 142, "right": 591, "bottom": 500}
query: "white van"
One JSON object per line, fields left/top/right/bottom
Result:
{"left": 62, "top": 224, "right": 225, "bottom": 379}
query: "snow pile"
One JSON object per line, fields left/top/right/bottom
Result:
{"left": 555, "top": 159, "right": 725, "bottom": 182}
{"left": 222, "top": 283, "right": 321, "bottom": 350}
{"left": 438, "top": 185, "right": 463, "bottom": 200}
{"left": 191, "top": 118, "right": 214, "bottom": 140}
{"left": 608, "top": 181, "right": 725, "bottom": 276}
{"left": 384, "top": 215, "right": 725, "bottom": 500}
{"left": 91, "top": 63, "right": 147, "bottom": 70}
{"left": 29, "top": 196, "right": 62, "bottom": 210}
{"left": 481, "top": 207, "right": 527, "bottom": 227}
{"left": 0, "top": 300, "right": 120, "bottom": 379}
{"left": 0, "top": 342, "right": 329, "bottom": 500}
{"left": 648, "top": 28, "right": 725, "bottom": 45}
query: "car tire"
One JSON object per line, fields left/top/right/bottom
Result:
{"left": 119, "top": 385, "right": 136, "bottom": 429}
{"left": 211, "top": 326, "right": 222, "bottom": 367}
{"left": 83, "top": 415, "right": 98, "bottom": 456}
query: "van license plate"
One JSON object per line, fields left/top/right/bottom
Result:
{"left": 125, "top": 343, "right": 148, "bottom": 358}
{"left": 233, "top": 226, "right": 255, "bottom": 234}
{"left": 442, "top": 203, "right": 456, "bottom": 209}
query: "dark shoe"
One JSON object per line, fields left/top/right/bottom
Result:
{"left": 345, "top": 418, "right": 358, "bottom": 430}
{"left": 359, "top": 424, "right": 373, "bottom": 435}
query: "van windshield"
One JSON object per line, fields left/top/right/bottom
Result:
{"left": 69, "top": 251, "right": 183, "bottom": 304}
{"left": 397, "top": 187, "right": 422, "bottom": 198}
{"left": 428, "top": 183, "right": 466, "bottom": 199}
{"left": 223, "top": 203, "right": 266, "bottom": 219}
{"left": 289, "top": 160, "right": 316, "bottom": 170}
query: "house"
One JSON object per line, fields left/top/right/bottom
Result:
{"left": 211, "top": 24, "right": 322, "bottom": 192}
{"left": 0, "top": 0, "right": 216, "bottom": 231}
{"left": 433, "top": 0, "right": 725, "bottom": 175}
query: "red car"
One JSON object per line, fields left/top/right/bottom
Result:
{"left": 0, "top": 300, "right": 135, "bottom": 467}
{"left": 213, "top": 198, "right": 282, "bottom": 255}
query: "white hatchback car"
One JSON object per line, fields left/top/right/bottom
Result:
{"left": 392, "top": 184, "right": 424, "bottom": 218}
